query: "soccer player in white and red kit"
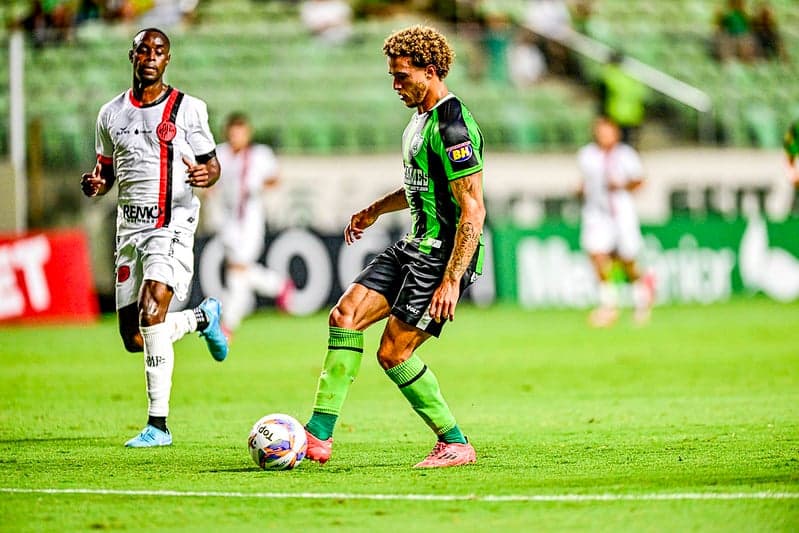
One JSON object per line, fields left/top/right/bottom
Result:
{"left": 81, "top": 28, "right": 229, "bottom": 448}
{"left": 208, "top": 113, "right": 293, "bottom": 335}
{"left": 577, "top": 116, "right": 655, "bottom": 327}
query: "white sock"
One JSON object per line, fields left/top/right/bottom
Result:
{"left": 165, "top": 309, "right": 198, "bottom": 343}
{"left": 140, "top": 322, "right": 174, "bottom": 418}
{"left": 633, "top": 279, "right": 653, "bottom": 310}
{"left": 598, "top": 282, "right": 618, "bottom": 309}
{"left": 223, "top": 268, "right": 251, "bottom": 331}
{"left": 248, "top": 265, "right": 285, "bottom": 297}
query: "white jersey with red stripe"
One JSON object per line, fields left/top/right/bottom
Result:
{"left": 578, "top": 141, "right": 645, "bottom": 259}
{"left": 214, "top": 142, "right": 277, "bottom": 230}
{"left": 578, "top": 142, "right": 643, "bottom": 219}
{"left": 95, "top": 87, "right": 217, "bottom": 236}
{"left": 212, "top": 142, "right": 278, "bottom": 263}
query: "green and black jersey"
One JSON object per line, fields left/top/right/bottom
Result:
{"left": 401, "top": 94, "right": 484, "bottom": 272}
{"left": 785, "top": 121, "right": 799, "bottom": 159}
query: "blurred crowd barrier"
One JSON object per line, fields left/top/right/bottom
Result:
{"left": 158, "top": 146, "right": 795, "bottom": 315}
{"left": 3, "top": 147, "right": 794, "bottom": 320}
{"left": 0, "top": 229, "right": 98, "bottom": 323}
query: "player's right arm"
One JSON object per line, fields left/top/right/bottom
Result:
{"left": 81, "top": 159, "right": 115, "bottom": 197}
{"left": 344, "top": 187, "right": 408, "bottom": 245}
{"left": 84, "top": 105, "right": 116, "bottom": 197}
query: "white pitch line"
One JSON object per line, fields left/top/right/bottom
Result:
{"left": 1, "top": 488, "right": 797, "bottom": 502}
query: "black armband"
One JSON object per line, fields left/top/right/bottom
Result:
{"left": 195, "top": 150, "right": 216, "bottom": 164}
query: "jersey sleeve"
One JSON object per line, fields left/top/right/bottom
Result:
{"left": 257, "top": 145, "right": 279, "bottom": 182}
{"left": 95, "top": 105, "right": 113, "bottom": 165}
{"left": 184, "top": 98, "right": 217, "bottom": 159}
{"left": 433, "top": 99, "right": 484, "bottom": 181}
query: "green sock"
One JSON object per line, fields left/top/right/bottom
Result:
{"left": 385, "top": 354, "right": 467, "bottom": 444}
{"left": 438, "top": 425, "right": 466, "bottom": 444}
{"left": 307, "top": 327, "right": 363, "bottom": 440}
{"left": 306, "top": 412, "right": 337, "bottom": 441}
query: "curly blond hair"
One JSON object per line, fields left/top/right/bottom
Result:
{"left": 382, "top": 25, "right": 455, "bottom": 79}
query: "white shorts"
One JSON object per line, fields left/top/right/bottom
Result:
{"left": 580, "top": 209, "right": 643, "bottom": 261}
{"left": 115, "top": 227, "right": 195, "bottom": 310}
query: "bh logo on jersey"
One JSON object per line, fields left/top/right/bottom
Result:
{"left": 446, "top": 141, "right": 473, "bottom": 163}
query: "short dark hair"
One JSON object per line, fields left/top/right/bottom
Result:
{"left": 225, "top": 112, "right": 250, "bottom": 129}
{"left": 132, "top": 28, "right": 170, "bottom": 48}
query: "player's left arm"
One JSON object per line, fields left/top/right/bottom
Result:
{"left": 184, "top": 98, "right": 221, "bottom": 188}
{"left": 428, "top": 170, "right": 485, "bottom": 323}
{"left": 617, "top": 176, "right": 644, "bottom": 192}
{"left": 610, "top": 147, "right": 644, "bottom": 192}
{"left": 183, "top": 153, "right": 221, "bottom": 188}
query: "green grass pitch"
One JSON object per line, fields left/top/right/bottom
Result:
{"left": 1, "top": 298, "right": 797, "bottom": 531}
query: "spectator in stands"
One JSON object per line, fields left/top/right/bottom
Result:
{"left": 300, "top": 0, "right": 353, "bottom": 45}
{"left": 479, "top": 7, "right": 513, "bottom": 84}
{"left": 750, "top": 0, "right": 787, "bottom": 61}
{"left": 524, "top": 0, "right": 573, "bottom": 75}
{"left": 103, "top": 0, "right": 146, "bottom": 23}
{"left": 508, "top": 28, "right": 547, "bottom": 88}
{"left": 13, "top": 0, "right": 75, "bottom": 47}
{"left": 713, "top": 0, "right": 757, "bottom": 63}
{"left": 569, "top": 0, "right": 593, "bottom": 35}
{"left": 75, "top": 0, "right": 103, "bottom": 24}
{"left": 138, "top": 0, "right": 199, "bottom": 28}
{"left": 597, "top": 51, "right": 647, "bottom": 148}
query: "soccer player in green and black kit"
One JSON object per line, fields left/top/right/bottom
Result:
{"left": 302, "top": 25, "right": 486, "bottom": 468}
{"left": 785, "top": 120, "right": 799, "bottom": 188}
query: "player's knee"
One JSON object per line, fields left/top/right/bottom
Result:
{"left": 376, "top": 347, "right": 408, "bottom": 371}
{"left": 121, "top": 332, "right": 143, "bottom": 353}
{"left": 376, "top": 336, "right": 412, "bottom": 370}
{"left": 328, "top": 304, "right": 355, "bottom": 329}
{"left": 139, "top": 309, "right": 163, "bottom": 328}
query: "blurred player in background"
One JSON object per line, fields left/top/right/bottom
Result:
{"left": 784, "top": 120, "right": 799, "bottom": 187}
{"left": 209, "top": 112, "right": 294, "bottom": 336}
{"left": 578, "top": 116, "right": 655, "bottom": 327}
{"left": 81, "top": 28, "right": 228, "bottom": 448}
{"left": 302, "top": 25, "right": 486, "bottom": 468}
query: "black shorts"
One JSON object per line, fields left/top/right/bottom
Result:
{"left": 354, "top": 240, "right": 479, "bottom": 337}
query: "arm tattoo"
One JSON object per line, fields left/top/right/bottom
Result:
{"left": 444, "top": 175, "right": 483, "bottom": 282}
{"left": 445, "top": 221, "right": 479, "bottom": 281}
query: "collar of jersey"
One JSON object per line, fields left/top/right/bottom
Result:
{"left": 417, "top": 93, "right": 455, "bottom": 116}
{"left": 128, "top": 86, "right": 174, "bottom": 108}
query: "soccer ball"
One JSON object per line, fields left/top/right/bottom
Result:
{"left": 248, "top": 413, "right": 307, "bottom": 470}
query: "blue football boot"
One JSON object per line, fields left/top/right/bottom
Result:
{"left": 198, "top": 297, "right": 228, "bottom": 362}
{"left": 125, "top": 425, "right": 172, "bottom": 448}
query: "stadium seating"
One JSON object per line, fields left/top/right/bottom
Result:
{"left": 582, "top": 0, "right": 798, "bottom": 148}
{"left": 0, "top": 0, "right": 598, "bottom": 164}
{"left": 1, "top": 0, "right": 795, "bottom": 164}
